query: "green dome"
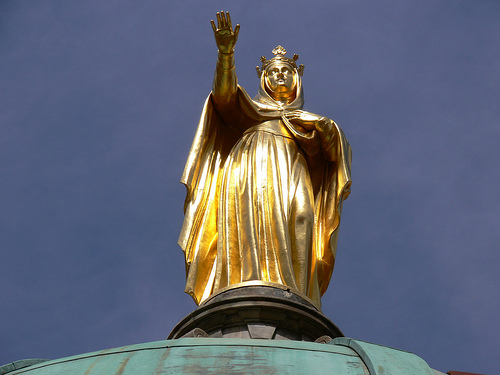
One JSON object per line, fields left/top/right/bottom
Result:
{"left": 1, "top": 338, "right": 442, "bottom": 375}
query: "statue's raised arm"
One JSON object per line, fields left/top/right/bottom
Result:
{"left": 211, "top": 12, "right": 240, "bottom": 106}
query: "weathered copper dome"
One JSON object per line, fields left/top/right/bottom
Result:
{"left": 1, "top": 337, "right": 446, "bottom": 375}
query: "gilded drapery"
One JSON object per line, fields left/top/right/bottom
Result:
{"left": 179, "top": 81, "right": 351, "bottom": 309}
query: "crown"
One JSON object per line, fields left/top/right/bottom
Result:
{"left": 256, "top": 45, "right": 305, "bottom": 77}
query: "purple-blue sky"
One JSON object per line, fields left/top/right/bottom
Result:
{"left": 1, "top": 1, "right": 498, "bottom": 374}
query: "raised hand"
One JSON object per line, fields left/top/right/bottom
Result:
{"left": 211, "top": 11, "right": 240, "bottom": 54}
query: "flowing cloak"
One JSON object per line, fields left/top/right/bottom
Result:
{"left": 178, "top": 78, "right": 352, "bottom": 309}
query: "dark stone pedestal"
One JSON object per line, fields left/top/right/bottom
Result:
{"left": 168, "top": 285, "right": 343, "bottom": 342}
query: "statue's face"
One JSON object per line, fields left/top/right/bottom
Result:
{"left": 265, "top": 63, "right": 295, "bottom": 94}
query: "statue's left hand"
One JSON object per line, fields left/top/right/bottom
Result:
{"left": 211, "top": 11, "right": 240, "bottom": 54}
{"left": 285, "top": 110, "right": 328, "bottom": 131}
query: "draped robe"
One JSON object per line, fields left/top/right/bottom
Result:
{"left": 178, "top": 70, "right": 352, "bottom": 309}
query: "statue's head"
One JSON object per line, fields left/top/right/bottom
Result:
{"left": 256, "top": 45, "right": 305, "bottom": 103}
{"left": 265, "top": 62, "right": 295, "bottom": 94}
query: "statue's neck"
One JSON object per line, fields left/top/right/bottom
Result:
{"left": 270, "top": 92, "right": 295, "bottom": 105}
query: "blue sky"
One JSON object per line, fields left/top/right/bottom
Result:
{"left": 1, "top": 1, "right": 498, "bottom": 374}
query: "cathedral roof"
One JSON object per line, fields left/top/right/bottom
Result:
{"left": 1, "top": 337, "right": 446, "bottom": 375}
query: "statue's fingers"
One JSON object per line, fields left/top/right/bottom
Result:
{"left": 216, "top": 12, "right": 222, "bottom": 29}
{"left": 234, "top": 24, "right": 240, "bottom": 38}
{"left": 226, "top": 12, "right": 232, "bottom": 29}
{"left": 211, "top": 20, "right": 217, "bottom": 33}
{"left": 220, "top": 10, "right": 226, "bottom": 27}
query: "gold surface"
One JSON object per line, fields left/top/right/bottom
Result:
{"left": 179, "top": 11, "right": 352, "bottom": 309}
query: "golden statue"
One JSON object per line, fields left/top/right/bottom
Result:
{"left": 178, "top": 11, "right": 352, "bottom": 309}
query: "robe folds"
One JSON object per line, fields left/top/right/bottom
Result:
{"left": 178, "top": 81, "right": 352, "bottom": 309}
